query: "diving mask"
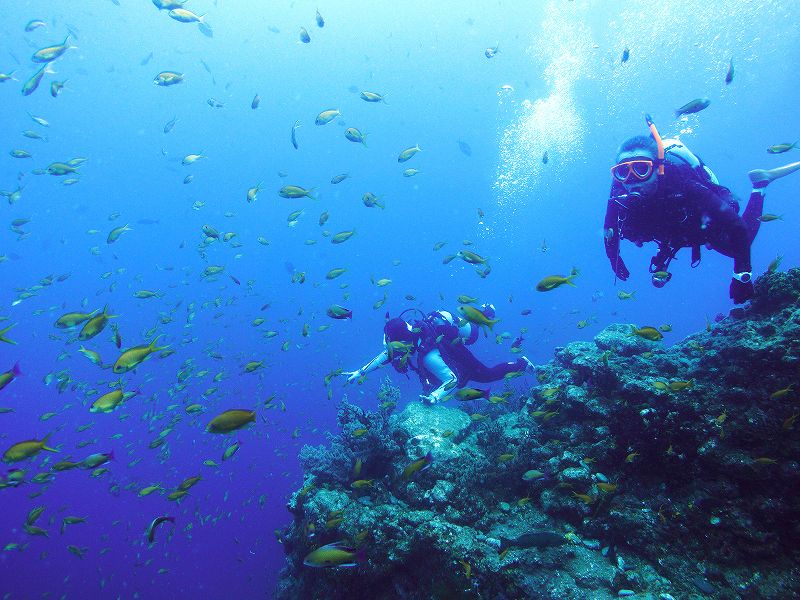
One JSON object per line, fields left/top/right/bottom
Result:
{"left": 611, "top": 159, "right": 654, "bottom": 183}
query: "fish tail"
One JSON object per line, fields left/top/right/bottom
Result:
{"left": 0, "top": 323, "right": 17, "bottom": 344}
{"left": 11, "top": 362, "right": 21, "bottom": 377}
{"left": 149, "top": 335, "right": 170, "bottom": 352}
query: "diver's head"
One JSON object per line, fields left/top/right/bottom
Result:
{"left": 383, "top": 317, "right": 416, "bottom": 345}
{"left": 612, "top": 136, "right": 659, "bottom": 198}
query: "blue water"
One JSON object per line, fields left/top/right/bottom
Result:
{"left": 1, "top": 1, "right": 798, "bottom": 597}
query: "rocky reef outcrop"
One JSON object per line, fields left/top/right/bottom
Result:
{"left": 276, "top": 269, "right": 800, "bottom": 600}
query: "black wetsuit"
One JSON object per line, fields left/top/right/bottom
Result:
{"left": 603, "top": 153, "right": 763, "bottom": 303}
{"left": 390, "top": 310, "right": 525, "bottom": 395}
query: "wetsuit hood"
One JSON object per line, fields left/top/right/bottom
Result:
{"left": 384, "top": 318, "right": 416, "bottom": 344}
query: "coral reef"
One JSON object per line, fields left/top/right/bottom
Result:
{"left": 277, "top": 270, "right": 800, "bottom": 600}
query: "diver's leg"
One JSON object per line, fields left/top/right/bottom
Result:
{"left": 743, "top": 161, "right": 800, "bottom": 243}
{"left": 446, "top": 344, "right": 526, "bottom": 383}
{"left": 748, "top": 161, "right": 800, "bottom": 187}
{"left": 740, "top": 190, "right": 765, "bottom": 244}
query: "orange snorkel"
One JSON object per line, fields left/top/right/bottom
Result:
{"left": 645, "top": 113, "right": 665, "bottom": 176}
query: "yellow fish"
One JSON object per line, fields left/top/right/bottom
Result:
{"left": 456, "top": 250, "right": 488, "bottom": 265}
{"left": 54, "top": 309, "right": 99, "bottom": 329}
{"left": 3, "top": 436, "right": 58, "bottom": 463}
{"left": 112, "top": 336, "right": 169, "bottom": 373}
{"left": 78, "top": 305, "right": 116, "bottom": 341}
{"left": 402, "top": 451, "right": 433, "bottom": 480}
{"left": 770, "top": 384, "right": 794, "bottom": 400}
{"left": 632, "top": 326, "right": 663, "bottom": 341}
{"left": 572, "top": 492, "right": 594, "bottom": 504}
{"left": 90, "top": 389, "right": 137, "bottom": 413}
{"left": 32, "top": 35, "right": 73, "bottom": 63}
{"left": 350, "top": 479, "right": 373, "bottom": 489}
{"left": 596, "top": 482, "right": 617, "bottom": 493}
{"left": 457, "top": 305, "right": 499, "bottom": 333}
{"left": 107, "top": 224, "right": 132, "bottom": 244}
{"left": 206, "top": 409, "right": 256, "bottom": 433}
{"left": 536, "top": 271, "right": 577, "bottom": 292}
{"left": 397, "top": 144, "right": 421, "bottom": 163}
{"left": 669, "top": 380, "right": 692, "bottom": 392}
{"left": 0, "top": 362, "right": 21, "bottom": 391}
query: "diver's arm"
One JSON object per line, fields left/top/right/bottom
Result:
{"left": 342, "top": 350, "right": 389, "bottom": 383}
{"left": 603, "top": 199, "right": 630, "bottom": 280}
{"left": 419, "top": 349, "right": 457, "bottom": 403}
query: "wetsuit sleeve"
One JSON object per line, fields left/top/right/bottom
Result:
{"left": 603, "top": 196, "right": 630, "bottom": 281}
{"left": 343, "top": 349, "right": 390, "bottom": 383}
{"left": 360, "top": 349, "right": 390, "bottom": 375}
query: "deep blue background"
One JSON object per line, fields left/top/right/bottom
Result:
{"left": 1, "top": 1, "right": 798, "bottom": 597}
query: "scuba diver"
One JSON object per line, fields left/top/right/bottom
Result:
{"left": 341, "top": 305, "right": 535, "bottom": 404}
{"left": 604, "top": 114, "right": 800, "bottom": 304}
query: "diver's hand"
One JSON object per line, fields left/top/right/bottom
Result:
{"left": 341, "top": 370, "right": 362, "bottom": 384}
{"left": 729, "top": 278, "right": 754, "bottom": 304}
{"left": 419, "top": 394, "right": 436, "bottom": 405}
